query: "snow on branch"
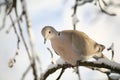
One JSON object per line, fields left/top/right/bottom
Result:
{"left": 40, "top": 58, "right": 120, "bottom": 80}
{"left": 72, "top": 0, "right": 117, "bottom": 16}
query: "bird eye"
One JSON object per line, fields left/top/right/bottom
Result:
{"left": 48, "top": 31, "right": 51, "bottom": 34}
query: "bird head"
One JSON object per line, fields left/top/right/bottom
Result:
{"left": 41, "top": 26, "right": 58, "bottom": 44}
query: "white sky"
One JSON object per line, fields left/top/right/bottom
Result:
{"left": 0, "top": 0, "right": 120, "bottom": 80}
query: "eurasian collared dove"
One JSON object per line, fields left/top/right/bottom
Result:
{"left": 41, "top": 26, "right": 107, "bottom": 65}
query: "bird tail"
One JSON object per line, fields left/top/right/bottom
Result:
{"left": 98, "top": 44, "right": 105, "bottom": 52}
{"left": 93, "top": 52, "right": 109, "bottom": 60}
{"left": 93, "top": 52, "right": 108, "bottom": 60}
{"left": 97, "top": 44, "right": 110, "bottom": 60}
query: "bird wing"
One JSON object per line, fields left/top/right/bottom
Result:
{"left": 71, "top": 30, "right": 104, "bottom": 56}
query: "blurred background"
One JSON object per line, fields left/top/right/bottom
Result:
{"left": 0, "top": 0, "right": 120, "bottom": 80}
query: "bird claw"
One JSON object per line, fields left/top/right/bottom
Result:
{"left": 66, "top": 64, "right": 75, "bottom": 68}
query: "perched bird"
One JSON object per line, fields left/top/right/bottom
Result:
{"left": 41, "top": 26, "right": 107, "bottom": 65}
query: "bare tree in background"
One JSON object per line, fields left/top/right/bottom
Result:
{"left": 0, "top": 0, "right": 120, "bottom": 80}
{"left": 0, "top": 0, "right": 41, "bottom": 80}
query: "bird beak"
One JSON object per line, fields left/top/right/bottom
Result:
{"left": 44, "top": 38, "right": 46, "bottom": 44}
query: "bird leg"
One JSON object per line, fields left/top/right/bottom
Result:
{"left": 66, "top": 63, "right": 75, "bottom": 68}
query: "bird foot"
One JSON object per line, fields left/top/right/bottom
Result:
{"left": 66, "top": 64, "right": 75, "bottom": 68}
{"left": 76, "top": 60, "right": 82, "bottom": 65}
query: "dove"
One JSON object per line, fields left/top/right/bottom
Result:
{"left": 41, "top": 26, "right": 106, "bottom": 65}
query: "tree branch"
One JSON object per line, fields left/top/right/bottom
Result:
{"left": 21, "top": 0, "right": 39, "bottom": 80}
{"left": 56, "top": 67, "right": 65, "bottom": 80}
{"left": 97, "top": 0, "right": 116, "bottom": 16}
{"left": 40, "top": 58, "right": 120, "bottom": 80}
{"left": 47, "top": 47, "right": 55, "bottom": 64}
{"left": 21, "top": 65, "right": 31, "bottom": 80}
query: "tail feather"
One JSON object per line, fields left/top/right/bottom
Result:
{"left": 98, "top": 44, "right": 105, "bottom": 52}
{"left": 97, "top": 44, "right": 109, "bottom": 60}
{"left": 93, "top": 52, "right": 109, "bottom": 60}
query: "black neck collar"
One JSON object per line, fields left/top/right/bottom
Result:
{"left": 58, "top": 32, "right": 60, "bottom": 36}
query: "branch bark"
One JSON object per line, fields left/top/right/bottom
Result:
{"left": 40, "top": 58, "right": 120, "bottom": 80}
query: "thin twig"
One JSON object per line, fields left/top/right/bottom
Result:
{"left": 6, "top": 12, "right": 23, "bottom": 33}
{"left": 9, "top": 14, "right": 20, "bottom": 56}
{"left": 56, "top": 68, "right": 65, "bottom": 80}
{"left": 101, "top": 0, "right": 108, "bottom": 6}
{"left": 35, "top": 54, "right": 43, "bottom": 73}
{"left": 47, "top": 47, "right": 55, "bottom": 64}
{"left": 21, "top": 0, "right": 39, "bottom": 80}
{"left": 72, "top": 0, "right": 79, "bottom": 30}
{"left": 0, "top": 12, "right": 7, "bottom": 30}
{"left": 107, "top": 43, "right": 114, "bottom": 60}
{"left": 21, "top": 65, "right": 31, "bottom": 80}
{"left": 98, "top": 0, "right": 116, "bottom": 16}
{"left": 5, "top": 0, "right": 12, "bottom": 14}
{"left": 8, "top": 14, "right": 20, "bottom": 68}
{"left": 0, "top": 2, "right": 11, "bottom": 7}
{"left": 14, "top": 4, "right": 32, "bottom": 60}
{"left": 7, "top": 0, "right": 17, "bottom": 14}
{"left": 75, "top": 67, "right": 81, "bottom": 80}
{"left": 72, "top": 14, "right": 79, "bottom": 30}
{"left": 78, "top": 0, "right": 94, "bottom": 6}
{"left": 72, "top": 0, "right": 78, "bottom": 16}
